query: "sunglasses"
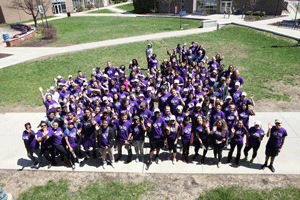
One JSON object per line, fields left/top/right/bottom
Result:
{"left": 41, "top": 124, "right": 47, "bottom": 127}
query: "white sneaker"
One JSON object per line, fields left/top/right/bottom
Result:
{"left": 72, "top": 164, "right": 75, "bottom": 170}
{"left": 103, "top": 162, "right": 107, "bottom": 169}
{"left": 172, "top": 158, "right": 176, "bottom": 165}
{"left": 48, "top": 163, "right": 52, "bottom": 169}
{"left": 155, "top": 157, "right": 160, "bottom": 164}
{"left": 135, "top": 158, "right": 139, "bottom": 163}
{"left": 111, "top": 161, "right": 116, "bottom": 168}
{"left": 217, "top": 162, "right": 221, "bottom": 168}
{"left": 34, "top": 163, "right": 40, "bottom": 169}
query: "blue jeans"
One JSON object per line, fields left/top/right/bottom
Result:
{"left": 27, "top": 148, "right": 42, "bottom": 163}
{"left": 116, "top": 140, "right": 132, "bottom": 159}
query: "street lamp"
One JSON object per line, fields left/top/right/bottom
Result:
{"left": 180, "top": 0, "right": 184, "bottom": 30}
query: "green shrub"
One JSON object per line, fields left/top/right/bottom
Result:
{"left": 122, "top": 0, "right": 128, "bottom": 2}
{"left": 253, "top": 11, "right": 261, "bottom": 16}
{"left": 86, "top": 3, "right": 94, "bottom": 10}
{"left": 261, "top": 11, "right": 266, "bottom": 17}
{"left": 246, "top": 11, "right": 252, "bottom": 16}
{"left": 114, "top": 0, "right": 121, "bottom": 3}
{"left": 133, "top": 0, "right": 158, "bottom": 13}
{"left": 75, "top": 3, "right": 84, "bottom": 12}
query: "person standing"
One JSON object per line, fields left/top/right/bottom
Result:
{"left": 165, "top": 115, "right": 180, "bottom": 165}
{"left": 64, "top": 121, "right": 80, "bottom": 169}
{"left": 22, "top": 122, "right": 42, "bottom": 169}
{"left": 145, "top": 40, "right": 153, "bottom": 71}
{"left": 181, "top": 116, "right": 193, "bottom": 163}
{"left": 261, "top": 119, "right": 287, "bottom": 173}
{"left": 94, "top": 120, "right": 116, "bottom": 169}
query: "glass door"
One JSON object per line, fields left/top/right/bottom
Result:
{"left": 220, "top": 1, "right": 232, "bottom": 13}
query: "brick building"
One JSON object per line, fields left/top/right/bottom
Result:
{"left": 157, "top": 0, "right": 285, "bottom": 15}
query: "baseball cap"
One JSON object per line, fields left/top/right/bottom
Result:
{"left": 50, "top": 86, "right": 55, "bottom": 90}
{"left": 170, "top": 115, "right": 176, "bottom": 121}
{"left": 139, "top": 94, "right": 144, "bottom": 98}
{"left": 212, "top": 70, "right": 217, "bottom": 74}
{"left": 221, "top": 77, "right": 226, "bottom": 81}
{"left": 139, "top": 74, "right": 145, "bottom": 77}
{"left": 235, "top": 82, "right": 241, "bottom": 86}
{"left": 115, "top": 72, "right": 119, "bottom": 76}
{"left": 254, "top": 121, "right": 261, "bottom": 126}
{"left": 57, "top": 75, "right": 62, "bottom": 79}
{"left": 133, "top": 115, "right": 140, "bottom": 120}
{"left": 241, "top": 92, "right": 247, "bottom": 96}
{"left": 226, "top": 96, "right": 232, "bottom": 100}
{"left": 154, "top": 108, "right": 160, "bottom": 113}
{"left": 68, "top": 75, "right": 72, "bottom": 78}
{"left": 104, "top": 88, "right": 109, "bottom": 91}
{"left": 103, "top": 109, "right": 108, "bottom": 113}
{"left": 103, "top": 96, "right": 108, "bottom": 101}
{"left": 58, "top": 83, "right": 63, "bottom": 86}
{"left": 275, "top": 119, "right": 282, "bottom": 124}
{"left": 96, "top": 66, "right": 100, "bottom": 69}
{"left": 134, "top": 79, "right": 139, "bottom": 82}
{"left": 196, "top": 103, "right": 201, "bottom": 107}
{"left": 174, "top": 80, "right": 179, "bottom": 84}
{"left": 177, "top": 105, "right": 183, "bottom": 110}
{"left": 83, "top": 82, "right": 88, "bottom": 86}
{"left": 147, "top": 87, "right": 152, "bottom": 91}
{"left": 73, "top": 83, "right": 78, "bottom": 87}
{"left": 183, "top": 88, "right": 188, "bottom": 92}
{"left": 68, "top": 120, "right": 74, "bottom": 124}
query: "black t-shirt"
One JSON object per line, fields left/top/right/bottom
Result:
{"left": 79, "top": 116, "right": 95, "bottom": 136}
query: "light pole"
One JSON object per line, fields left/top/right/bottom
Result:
{"left": 180, "top": 0, "right": 184, "bottom": 30}
{"left": 295, "top": 0, "right": 299, "bottom": 22}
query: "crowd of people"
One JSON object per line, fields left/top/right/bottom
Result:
{"left": 22, "top": 40, "right": 287, "bottom": 172}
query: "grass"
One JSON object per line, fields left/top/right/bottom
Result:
{"left": 116, "top": 3, "right": 135, "bottom": 12}
{"left": 197, "top": 186, "right": 300, "bottom": 200}
{"left": 88, "top": 9, "right": 115, "bottom": 13}
{"left": 0, "top": 25, "right": 299, "bottom": 108}
{"left": 1, "top": 16, "right": 56, "bottom": 27}
{"left": 46, "top": 16, "right": 201, "bottom": 45}
{"left": 17, "top": 179, "right": 154, "bottom": 200}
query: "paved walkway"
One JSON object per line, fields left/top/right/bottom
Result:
{"left": 0, "top": 112, "right": 299, "bottom": 174}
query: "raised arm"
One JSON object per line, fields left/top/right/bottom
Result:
{"left": 39, "top": 87, "right": 45, "bottom": 104}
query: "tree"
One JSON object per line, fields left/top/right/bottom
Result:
{"left": 8, "top": 0, "right": 50, "bottom": 27}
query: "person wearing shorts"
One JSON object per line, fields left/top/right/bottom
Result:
{"left": 261, "top": 119, "right": 287, "bottom": 173}
{"left": 146, "top": 108, "right": 167, "bottom": 169}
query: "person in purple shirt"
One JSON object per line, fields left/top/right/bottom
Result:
{"left": 230, "top": 70, "right": 244, "bottom": 89}
{"left": 185, "top": 93, "right": 197, "bottom": 112}
{"left": 23, "top": 122, "right": 42, "bottom": 169}
{"left": 103, "top": 61, "right": 116, "bottom": 79}
{"left": 212, "top": 119, "right": 229, "bottom": 168}
{"left": 225, "top": 105, "right": 237, "bottom": 130}
{"left": 74, "top": 70, "right": 87, "bottom": 87}
{"left": 165, "top": 115, "right": 180, "bottom": 165}
{"left": 237, "top": 92, "right": 255, "bottom": 109}
{"left": 237, "top": 102, "right": 255, "bottom": 130}
{"left": 54, "top": 75, "right": 67, "bottom": 87}
{"left": 181, "top": 116, "right": 193, "bottom": 163}
{"left": 59, "top": 85, "right": 71, "bottom": 106}
{"left": 175, "top": 105, "right": 186, "bottom": 125}
{"left": 71, "top": 84, "right": 82, "bottom": 98}
{"left": 64, "top": 121, "right": 80, "bottom": 168}
{"left": 241, "top": 121, "right": 265, "bottom": 166}
{"left": 110, "top": 113, "right": 133, "bottom": 163}
{"left": 206, "top": 56, "right": 219, "bottom": 72}
{"left": 261, "top": 119, "right": 287, "bottom": 173}
{"left": 37, "top": 121, "right": 56, "bottom": 168}
{"left": 146, "top": 109, "right": 167, "bottom": 169}
{"left": 39, "top": 87, "right": 58, "bottom": 114}
{"left": 154, "top": 86, "right": 171, "bottom": 112}
{"left": 136, "top": 102, "right": 153, "bottom": 125}
{"left": 128, "top": 116, "right": 146, "bottom": 163}
{"left": 167, "top": 88, "right": 185, "bottom": 114}
{"left": 227, "top": 120, "right": 248, "bottom": 166}
{"left": 94, "top": 120, "right": 116, "bottom": 169}
{"left": 149, "top": 54, "right": 158, "bottom": 70}
{"left": 210, "top": 104, "right": 226, "bottom": 127}
{"left": 52, "top": 121, "right": 69, "bottom": 166}
{"left": 194, "top": 116, "right": 211, "bottom": 164}
{"left": 173, "top": 71, "right": 184, "bottom": 87}
{"left": 229, "top": 82, "right": 243, "bottom": 105}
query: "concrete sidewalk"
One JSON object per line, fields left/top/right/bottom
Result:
{"left": 0, "top": 112, "right": 299, "bottom": 174}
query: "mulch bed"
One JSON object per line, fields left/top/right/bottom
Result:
{"left": 244, "top": 15, "right": 287, "bottom": 21}
{"left": 0, "top": 53, "right": 13, "bottom": 59}
{"left": 13, "top": 37, "right": 58, "bottom": 47}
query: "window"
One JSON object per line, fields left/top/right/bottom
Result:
{"left": 196, "top": 0, "right": 217, "bottom": 13}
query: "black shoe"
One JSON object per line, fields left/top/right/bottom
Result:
{"left": 85, "top": 151, "right": 90, "bottom": 159}
{"left": 227, "top": 159, "right": 231, "bottom": 164}
{"left": 146, "top": 160, "right": 152, "bottom": 170}
{"left": 236, "top": 161, "right": 240, "bottom": 166}
{"left": 261, "top": 163, "right": 267, "bottom": 170}
{"left": 193, "top": 154, "right": 198, "bottom": 160}
{"left": 115, "top": 157, "right": 121, "bottom": 162}
{"left": 201, "top": 158, "right": 205, "bottom": 164}
{"left": 93, "top": 151, "right": 97, "bottom": 159}
{"left": 126, "top": 156, "right": 132, "bottom": 164}
{"left": 268, "top": 164, "right": 275, "bottom": 173}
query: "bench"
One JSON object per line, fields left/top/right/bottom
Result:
{"left": 192, "top": 10, "right": 203, "bottom": 15}
{"left": 179, "top": 11, "right": 188, "bottom": 16}
{"left": 278, "top": 20, "right": 299, "bottom": 29}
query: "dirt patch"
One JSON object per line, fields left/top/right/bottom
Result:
{"left": 0, "top": 105, "right": 44, "bottom": 113}
{"left": 0, "top": 170, "right": 299, "bottom": 199}
{"left": 14, "top": 36, "right": 58, "bottom": 47}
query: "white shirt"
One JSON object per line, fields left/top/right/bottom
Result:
{"left": 45, "top": 91, "right": 60, "bottom": 104}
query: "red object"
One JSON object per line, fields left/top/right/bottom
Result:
{"left": 180, "top": 124, "right": 184, "bottom": 135}
{"left": 99, "top": 132, "right": 101, "bottom": 135}
{"left": 190, "top": 132, "right": 194, "bottom": 145}
{"left": 175, "top": 6, "right": 178, "bottom": 14}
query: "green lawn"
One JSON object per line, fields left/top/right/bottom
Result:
{"left": 116, "top": 3, "right": 135, "bottom": 12}
{"left": 0, "top": 25, "right": 299, "bottom": 108}
{"left": 1, "top": 16, "right": 56, "bottom": 27}
{"left": 88, "top": 9, "right": 115, "bottom": 13}
{"left": 18, "top": 179, "right": 153, "bottom": 199}
{"left": 197, "top": 186, "right": 300, "bottom": 200}
{"left": 47, "top": 16, "right": 201, "bottom": 45}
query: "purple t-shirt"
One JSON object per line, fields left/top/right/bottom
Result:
{"left": 100, "top": 127, "right": 109, "bottom": 148}
{"left": 159, "top": 93, "right": 171, "bottom": 112}
{"left": 181, "top": 123, "right": 192, "bottom": 144}
{"left": 167, "top": 95, "right": 182, "bottom": 114}
{"left": 75, "top": 75, "right": 87, "bottom": 86}
{"left": 113, "top": 119, "right": 132, "bottom": 141}
{"left": 52, "top": 127, "right": 64, "bottom": 146}
{"left": 137, "top": 109, "right": 153, "bottom": 124}
{"left": 232, "top": 89, "right": 242, "bottom": 104}
{"left": 248, "top": 127, "right": 264, "bottom": 146}
{"left": 237, "top": 99, "right": 252, "bottom": 108}
{"left": 238, "top": 109, "right": 252, "bottom": 127}
{"left": 230, "top": 76, "right": 244, "bottom": 88}
{"left": 64, "top": 128, "right": 78, "bottom": 148}
{"left": 149, "top": 57, "right": 158, "bottom": 69}
{"left": 168, "top": 124, "right": 181, "bottom": 140}
{"left": 267, "top": 126, "right": 287, "bottom": 147}
{"left": 213, "top": 128, "right": 229, "bottom": 142}
{"left": 59, "top": 90, "right": 71, "bottom": 101}
{"left": 149, "top": 116, "right": 167, "bottom": 139}
{"left": 44, "top": 99, "right": 57, "bottom": 112}
{"left": 232, "top": 125, "right": 247, "bottom": 144}
{"left": 210, "top": 110, "right": 226, "bottom": 126}
{"left": 175, "top": 112, "right": 186, "bottom": 125}
{"left": 105, "top": 67, "right": 116, "bottom": 79}
{"left": 129, "top": 123, "right": 144, "bottom": 141}
{"left": 37, "top": 127, "right": 54, "bottom": 146}
{"left": 225, "top": 111, "right": 236, "bottom": 129}
{"left": 195, "top": 124, "right": 210, "bottom": 141}
{"left": 22, "top": 130, "right": 37, "bottom": 150}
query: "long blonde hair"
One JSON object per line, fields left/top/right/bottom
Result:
{"left": 214, "top": 118, "right": 228, "bottom": 137}
{"left": 168, "top": 120, "right": 178, "bottom": 134}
